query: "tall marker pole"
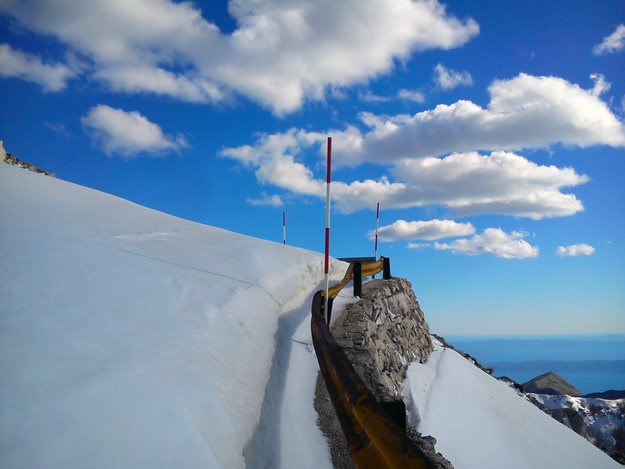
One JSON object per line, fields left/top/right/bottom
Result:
{"left": 373, "top": 202, "right": 380, "bottom": 278}
{"left": 282, "top": 211, "right": 286, "bottom": 245}
{"left": 324, "top": 136, "right": 332, "bottom": 322}
{"left": 375, "top": 202, "right": 380, "bottom": 259}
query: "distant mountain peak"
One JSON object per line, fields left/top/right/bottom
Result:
{"left": 522, "top": 371, "right": 582, "bottom": 396}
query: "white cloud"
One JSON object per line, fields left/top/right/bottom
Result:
{"left": 397, "top": 89, "right": 425, "bottom": 102}
{"left": 392, "top": 151, "right": 588, "bottom": 219}
{"left": 93, "top": 66, "right": 224, "bottom": 103}
{"left": 433, "top": 63, "right": 473, "bottom": 90}
{"left": 222, "top": 131, "right": 588, "bottom": 217}
{"left": 81, "top": 105, "right": 188, "bottom": 157}
{"left": 220, "top": 132, "right": 408, "bottom": 212}
{"left": 247, "top": 193, "right": 284, "bottom": 207}
{"left": 373, "top": 219, "right": 474, "bottom": 241}
{"left": 337, "top": 74, "right": 625, "bottom": 164}
{"left": 221, "top": 73, "right": 625, "bottom": 218}
{"left": 593, "top": 24, "right": 625, "bottom": 56}
{"left": 557, "top": 244, "right": 595, "bottom": 257}
{"left": 0, "top": 0, "right": 479, "bottom": 114}
{"left": 589, "top": 73, "right": 610, "bottom": 97}
{"left": 434, "top": 228, "right": 539, "bottom": 259}
{"left": 0, "top": 43, "right": 76, "bottom": 91}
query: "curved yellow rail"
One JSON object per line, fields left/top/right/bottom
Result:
{"left": 311, "top": 262, "right": 435, "bottom": 468}
{"left": 326, "top": 258, "right": 385, "bottom": 299}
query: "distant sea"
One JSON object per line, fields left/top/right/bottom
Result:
{"left": 445, "top": 334, "right": 625, "bottom": 395}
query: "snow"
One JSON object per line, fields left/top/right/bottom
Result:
{"left": 0, "top": 164, "right": 342, "bottom": 468}
{"left": 2, "top": 163, "right": 620, "bottom": 468}
{"left": 403, "top": 340, "right": 620, "bottom": 468}
{"left": 531, "top": 393, "right": 624, "bottom": 450}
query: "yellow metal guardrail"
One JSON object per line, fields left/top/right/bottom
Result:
{"left": 326, "top": 257, "right": 386, "bottom": 299}
{"left": 311, "top": 258, "right": 435, "bottom": 468}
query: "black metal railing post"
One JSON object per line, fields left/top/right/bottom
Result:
{"left": 383, "top": 257, "right": 391, "bottom": 280}
{"left": 353, "top": 262, "right": 362, "bottom": 297}
{"left": 324, "top": 296, "right": 335, "bottom": 325}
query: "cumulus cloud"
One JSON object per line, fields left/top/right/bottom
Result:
{"left": 222, "top": 130, "right": 588, "bottom": 217}
{"left": 392, "top": 151, "right": 588, "bottom": 219}
{"left": 335, "top": 74, "right": 625, "bottom": 164}
{"left": 81, "top": 105, "right": 188, "bottom": 157}
{"left": 0, "top": 0, "right": 479, "bottom": 113}
{"left": 373, "top": 219, "right": 475, "bottom": 241}
{"left": 220, "top": 131, "right": 407, "bottom": 212}
{"left": 0, "top": 43, "right": 76, "bottom": 91}
{"left": 221, "top": 73, "right": 624, "bottom": 217}
{"left": 434, "top": 228, "right": 539, "bottom": 259}
{"left": 593, "top": 24, "right": 625, "bottom": 56}
{"left": 557, "top": 244, "right": 595, "bottom": 257}
{"left": 433, "top": 63, "right": 473, "bottom": 90}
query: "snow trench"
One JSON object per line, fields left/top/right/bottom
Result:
{"left": 244, "top": 281, "right": 332, "bottom": 468}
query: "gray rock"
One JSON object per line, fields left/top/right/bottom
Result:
{"left": 333, "top": 278, "right": 433, "bottom": 401}
{"left": 1, "top": 141, "right": 55, "bottom": 176}
{"left": 315, "top": 277, "right": 452, "bottom": 467}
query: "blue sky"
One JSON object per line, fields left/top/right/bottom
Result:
{"left": 1, "top": 0, "right": 624, "bottom": 335}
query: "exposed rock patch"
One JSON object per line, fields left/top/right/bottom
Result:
{"left": 1, "top": 140, "right": 55, "bottom": 176}
{"left": 332, "top": 278, "right": 433, "bottom": 401}
{"left": 527, "top": 391, "right": 625, "bottom": 464}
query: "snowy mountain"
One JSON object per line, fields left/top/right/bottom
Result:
{"left": 529, "top": 392, "right": 625, "bottom": 463}
{"left": 1, "top": 162, "right": 619, "bottom": 468}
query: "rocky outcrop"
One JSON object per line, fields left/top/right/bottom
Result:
{"left": 527, "top": 383, "right": 625, "bottom": 464}
{"left": 314, "top": 277, "right": 452, "bottom": 468}
{"left": 332, "top": 278, "right": 433, "bottom": 401}
{"left": 1, "top": 140, "right": 55, "bottom": 176}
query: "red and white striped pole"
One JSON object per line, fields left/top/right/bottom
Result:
{"left": 282, "top": 211, "right": 286, "bottom": 245}
{"left": 324, "top": 136, "right": 332, "bottom": 321}
{"left": 373, "top": 202, "right": 380, "bottom": 278}
{"left": 375, "top": 202, "right": 380, "bottom": 259}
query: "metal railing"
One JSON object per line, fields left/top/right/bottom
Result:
{"left": 323, "top": 257, "right": 390, "bottom": 322}
{"left": 311, "top": 258, "right": 435, "bottom": 468}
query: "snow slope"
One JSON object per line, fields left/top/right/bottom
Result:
{"left": 0, "top": 164, "right": 342, "bottom": 468}
{"left": 403, "top": 340, "right": 620, "bottom": 468}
